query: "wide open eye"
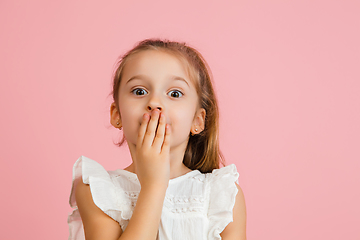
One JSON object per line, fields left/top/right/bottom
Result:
{"left": 168, "top": 90, "right": 183, "bottom": 98}
{"left": 132, "top": 88, "right": 148, "bottom": 96}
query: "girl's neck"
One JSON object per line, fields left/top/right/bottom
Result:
{"left": 169, "top": 161, "right": 192, "bottom": 179}
{"left": 124, "top": 162, "right": 191, "bottom": 179}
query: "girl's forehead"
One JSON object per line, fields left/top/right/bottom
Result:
{"left": 122, "top": 49, "right": 198, "bottom": 85}
{"left": 126, "top": 50, "right": 183, "bottom": 70}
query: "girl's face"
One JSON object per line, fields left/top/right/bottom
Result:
{"left": 112, "top": 50, "right": 205, "bottom": 150}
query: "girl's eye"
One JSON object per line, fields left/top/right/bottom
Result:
{"left": 132, "top": 88, "right": 148, "bottom": 96}
{"left": 168, "top": 90, "right": 183, "bottom": 98}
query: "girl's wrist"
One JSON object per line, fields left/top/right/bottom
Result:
{"left": 140, "top": 181, "right": 168, "bottom": 192}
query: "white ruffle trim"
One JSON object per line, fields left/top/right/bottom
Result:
{"left": 68, "top": 156, "right": 133, "bottom": 239}
{"left": 207, "top": 164, "right": 239, "bottom": 240}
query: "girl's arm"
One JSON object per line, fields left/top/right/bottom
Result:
{"left": 75, "top": 180, "right": 167, "bottom": 240}
{"left": 75, "top": 181, "right": 123, "bottom": 239}
{"left": 76, "top": 110, "right": 171, "bottom": 240}
{"left": 220, "top": 183, "right": 247, "bottom": 240}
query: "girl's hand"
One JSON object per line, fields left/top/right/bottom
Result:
{"left": 135, "top": 109, "right": 171, "bottom": 189}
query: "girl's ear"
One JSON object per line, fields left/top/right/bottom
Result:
{"left": 110, "top": 102, "right": 122, "bottom": 129}
{"left": 191, "top": 108, "right": 206, "bottom": 135}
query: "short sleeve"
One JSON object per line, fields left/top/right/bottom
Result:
{"left": 68, "top": 156, "right": 132, "bottom": 240}
{"left": 207, "top": 164, "right": 239, "bottom": 240}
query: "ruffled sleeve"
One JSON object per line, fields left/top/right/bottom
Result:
{"left": 68, "top": 156, "right": 132, "bottom": 240}
{"left": 207, "top": 164, "right": 239, "bottom": 240}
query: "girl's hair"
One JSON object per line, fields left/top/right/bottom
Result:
{"left": 112, "top": 39, "right": 224, "bottom": 173}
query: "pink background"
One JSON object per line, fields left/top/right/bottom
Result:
{"left": 1, "top": 0, "right": 359, "bottom": 239}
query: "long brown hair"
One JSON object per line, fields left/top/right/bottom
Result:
{"left": 112, "top": 39, "right": 224, "bottom": 173}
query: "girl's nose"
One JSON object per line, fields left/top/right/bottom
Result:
{"left": 147, "top": 95, "right": 163, "bottom": 112}
{"left": 147, "top": 105, "right": 162, "bottom": 111}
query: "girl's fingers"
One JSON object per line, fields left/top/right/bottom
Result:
{"left": 137, "top": 113, "right": 149, "bottom": 147}
{"left": 142, "top": 109, "right": 161, "bottom": 147}
{"left": 152, "top": 112, "right": 166, "bottom": 151}
{"left": 161, "top": 123, "right": 171, "bottom": 153}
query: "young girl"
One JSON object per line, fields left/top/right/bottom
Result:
{"left": 68, "top": 39, "right": 246, "bottom": 240}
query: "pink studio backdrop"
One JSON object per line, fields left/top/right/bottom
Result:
{"left": 1, "top": 0, "right": 359, "bottom": 239}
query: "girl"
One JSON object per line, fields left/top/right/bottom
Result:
{"left": 68, "top": 39, "right": 246, "bottom": 240}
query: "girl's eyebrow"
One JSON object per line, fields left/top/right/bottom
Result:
{"left": 126, "top": 74, "right": 190, "bottom": 87}
{"left": 172, "top": 76, "right": 190, "bottom": 87}
{"left": 126, "top": 75, "right": 149, "bottom": 84}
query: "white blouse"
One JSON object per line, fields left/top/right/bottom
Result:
{"left": 68, "top": 156, "right": 239, "bottom": 240}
